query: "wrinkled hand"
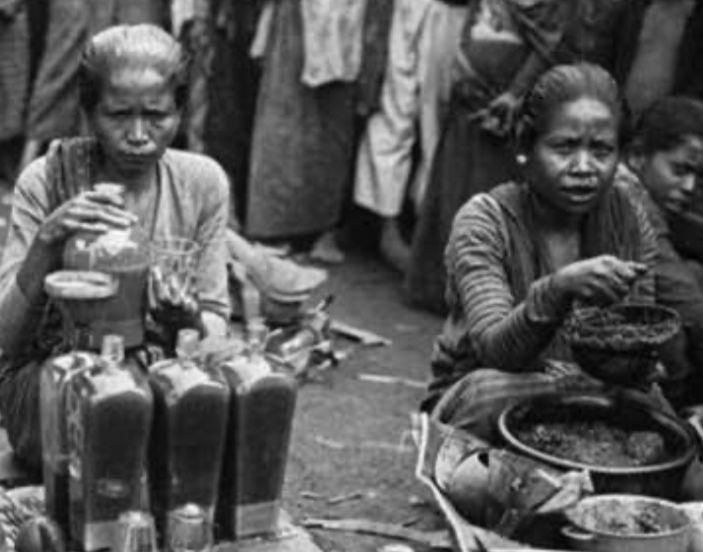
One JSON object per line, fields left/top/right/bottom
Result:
{"left": 554, "top": 255, "right": 648, "bottom": 305}
{"left": 37, "top": 185, "right": 136, "bottom": 246}
{"left": 148, "top": 266, "right": 204, "bottom": 336}
{"left": 479, "top": 91, "right": 520, "bottom": 137}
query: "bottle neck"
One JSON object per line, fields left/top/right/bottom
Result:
{"left": 100, "top": 334, "right": 125, "bottom": 369}
{"left": 246, "top": 318, "right": 268, "bottom": 357}
{"left": 175, "top": 328, "right": 201, "bottom": 366}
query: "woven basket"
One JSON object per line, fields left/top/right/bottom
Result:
{"left": 564, "top": 303, "right": 681, "bottom": 386}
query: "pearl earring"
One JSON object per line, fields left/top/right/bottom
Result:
{"left": 516, "top": 154, "right": 527, "bottom": 165}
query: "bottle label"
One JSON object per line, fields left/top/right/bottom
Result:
{"left": 81, "top": 519, "right": 121, "bottom": 552}
{"left": 96, "top": 478, "right": 130, "bottom": 500}
{"left": 66, "top": 383, "right": 85, "bottom": 484}
{"left": 234, "top": 500, "right": 281, "bottom": 538}
{"left": 66, "top": 379, "right": 86, "bottom": 545}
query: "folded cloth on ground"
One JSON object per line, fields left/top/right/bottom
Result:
{"left": 229, "top": 243, "right": 328, "bottom": 301}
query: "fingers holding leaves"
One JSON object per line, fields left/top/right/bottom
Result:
{"left": 148, "top": 266, "right": 199, "bottom": 314}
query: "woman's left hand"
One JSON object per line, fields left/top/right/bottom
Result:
{"left": 148, "top": 266, "right": 204, "bottom": 336}
{"left": 480, "top": 91, "right": 520, "bottom": 137}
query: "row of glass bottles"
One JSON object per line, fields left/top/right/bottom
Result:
{"left": 40, "top": 320, "right": 297, "bottom": 551}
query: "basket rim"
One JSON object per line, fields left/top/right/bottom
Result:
{"left": 565, "top": 303, "right": 681, "bottom": 349}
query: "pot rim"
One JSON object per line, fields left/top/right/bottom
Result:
{"left": 566, "top": 493, "right": 691, "bottom": 539}
{"left": 497, "top": 393, "right": 697, "bottom": 475}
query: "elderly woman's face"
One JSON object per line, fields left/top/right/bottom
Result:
{"left": 90, "top": 66, "right": 181, "bottom": 177}
{"left": 526, "top": 97, "right": 619, "bottom": 217}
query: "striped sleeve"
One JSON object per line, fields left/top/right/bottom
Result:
{"left": 446, "top": 194, "right": 571, "bottom": 372}
{"left": 630, "top": 193, "right": 657, "bottom": 303}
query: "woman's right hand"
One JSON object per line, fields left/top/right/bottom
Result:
{"left": 554, "top": 255, "right": 648, "bottom": 305}
{"left": 35, "top": 187, "right": 137, "bottom": 246}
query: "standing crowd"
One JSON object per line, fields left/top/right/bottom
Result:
{"left": 2, "top": 0, "right": 703, "bottom": 453}
{"left": 2, "top": 0, "right": 703, "bottom": 275}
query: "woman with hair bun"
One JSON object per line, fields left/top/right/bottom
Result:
{"left": 423, "top": 63, "right": 661, "bottom": 441}
{"left": 0, "top": 24, "right": 232, "bottom": 469}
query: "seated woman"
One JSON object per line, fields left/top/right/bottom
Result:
{"left": 0, "top": 24, "right": 319, "bottom": 471}
{"left": 422, "top": 63, "right": 660, "bottom": 442}
{"left": 621, "top": 96, "right": 703, "bottom": 406}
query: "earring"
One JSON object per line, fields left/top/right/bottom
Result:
{"left": 516, "top": 154, "right": 527, "bottom": 165}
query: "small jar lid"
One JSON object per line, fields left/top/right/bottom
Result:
{"left": 44, "top": 270, "right": 118, "bottom": 300}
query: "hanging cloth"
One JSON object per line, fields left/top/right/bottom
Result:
{"left": 299, "top": 0, "right": 368, "bottom": 87}
{"left": 0, "top": 1, "right": 30, "bottom": 141}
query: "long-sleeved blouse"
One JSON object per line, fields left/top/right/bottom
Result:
{"left": 424, "top": 180, "right": 657, "bottom": 410}
{"left": 0, "top": 145, "right": 231, "bottom": 358}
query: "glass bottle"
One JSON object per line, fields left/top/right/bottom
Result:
{"left": 215, "top": 318, "right": 298, "bottom": 539}
{"left": 62, "top": 183, "right": 150, "bottom": 348}
{"left": 40, "top": 270, "right": 119, "bottom": 536}
{"left": 66, "top": 334, "right": 153, "bottom": 551}
{"left": 167, "top": 503, "right": 212, "bottom": 552}
{"left": 148, "top": 329, "right": 230, "bottom": 546}
{"left": 115, "top": 511, "right": 158, "bottom": 552}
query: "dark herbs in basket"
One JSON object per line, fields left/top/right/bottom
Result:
{"left": 566, "top": 306, "right": 679, "bottom": 351}
{"left": 514, "top": 421, "right": 668, "bottom": 467}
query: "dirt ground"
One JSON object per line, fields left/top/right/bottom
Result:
{"left": 281, "top": 249, "right": 447, "bottom": 552}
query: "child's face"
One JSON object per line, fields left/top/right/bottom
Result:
{"left": 639, "top": 135, "right": 703, "bottom": 215}
{"left": 526, "top": 97, "right": 619, "bottom": 219}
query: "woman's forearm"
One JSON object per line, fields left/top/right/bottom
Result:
{"left": 0, "top": 238, "right": 61, "bottom": 355}
{"left": 16, "top": 237, "right": 62, "bottom": 307}
{"left": 471, "top": 275, "right": 572, "bottom": 370}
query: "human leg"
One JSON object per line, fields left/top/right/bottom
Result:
{"left": 353, "top": 0, "right": 431, "bottom": 270}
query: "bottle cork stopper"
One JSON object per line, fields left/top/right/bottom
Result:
{"left": 176, "top": 328, "right": 200, "bottom": 359}
{"left": 93, "top": 183, "right": 125, "bottom": 196}
{"left": 246, "top": 316, "right": 268, "bottom": 348}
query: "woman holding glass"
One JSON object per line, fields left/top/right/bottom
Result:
{"left": 0, "top": 24, "right": 231, "bottom": 469}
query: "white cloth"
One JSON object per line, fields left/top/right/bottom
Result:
{"left": 250, "top": 0, "right": 275, "bottom": 59}
{"left": 300, "top": 0, "right": 368, "bottom": 87}
{"left": 170, "top": 0, "right": 208, "bottom": 37}
{"left": 354, "top": 0, "right": 467, "bottom": 217}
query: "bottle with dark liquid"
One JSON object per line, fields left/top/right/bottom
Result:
{"left": 216, "top": 318, "right": 298, "bottom": 539}
{"left": 62, "top": 183, "right": 150, "bottom": 348}
{"left": 66, "top": 334, "right": 153, "bottom": 551}
{"left": 148, "top": 329, "right": 230, "bottom": 545}
{"left": 41, "top": 270, "right": 119, "bottom": 537}
{"left": 41, "top": 350, "right": 101, "bottom": 539}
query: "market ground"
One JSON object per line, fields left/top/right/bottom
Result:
{"left": 281, "top": 243, "right": 447, "bottom": 552}
{"left": 0, "top": 181, "right": 449, "bottom": 551}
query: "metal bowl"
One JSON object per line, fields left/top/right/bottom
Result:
{"left": 563, "top": 494, "right": 691, "bottom": 552}
{"left": 498, "top": 392, "right": 697, "bottom": 499}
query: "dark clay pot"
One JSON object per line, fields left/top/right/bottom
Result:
{"left": 498, "top": 391, "right": 697, "bottom": 500}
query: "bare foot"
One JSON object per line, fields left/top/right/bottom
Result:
{"left": 310, "top": 231, "right": 345, "bottom": 265}
{"left": 379, "top": 218, "right": 410, "bottom": 273}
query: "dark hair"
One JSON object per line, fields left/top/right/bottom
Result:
{"left": 631, "top": 96, "right": 703, "bottom": 155}
{"left": 79, "top": 24, "right": 189, "bottom": 112}
{"left": 516, "top": 63, "right": 624, "bottom": 151}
